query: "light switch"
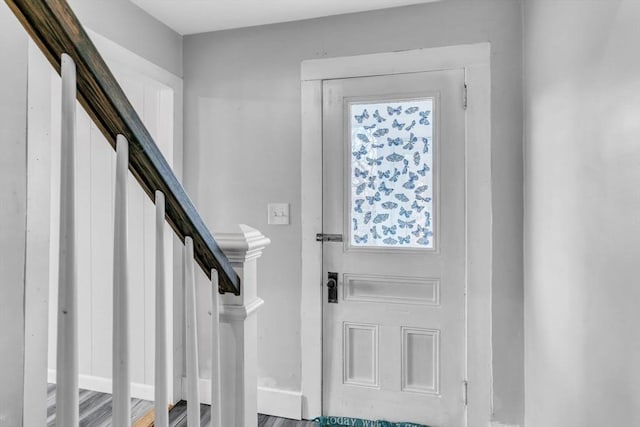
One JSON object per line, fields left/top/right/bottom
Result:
{"left": 268, "top": 203, "right": 290, "bottom": 225}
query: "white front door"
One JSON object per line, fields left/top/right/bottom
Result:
{"left": 321, "top": 69, "right": 466, "bottom": 426}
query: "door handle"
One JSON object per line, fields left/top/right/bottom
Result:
{"left": 327, "top": 272, "right": 338, "bottom": 303}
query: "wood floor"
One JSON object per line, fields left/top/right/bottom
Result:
{"left": 46, "top": 383, "right": 153, "bottom": 426}
{"left": 47, "top": 384, "right": 317, "bottom": 426}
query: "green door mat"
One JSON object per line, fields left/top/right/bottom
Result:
{"left": 313, "top": 416, "right": 429, "bottom": 427}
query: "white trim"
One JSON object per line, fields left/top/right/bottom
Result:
{"left": 219, "top": 297, "right": 265, "bottom": 321}
{"left": 178, "top": 379, "right": 303, "bottom": 421}
{"left": 301, "top": 44, "right": 490, "bottom": 82}
{"left": 300, "top": 43, "right": 492, "bottom": 426}
{"left": 257, "top": 387, "right": 303, "bottom": 420}
{"left": 48, "top": 369, "right": 156, "bottom": 402}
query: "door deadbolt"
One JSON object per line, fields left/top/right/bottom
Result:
{"left": 327, "top": 272, "right": 338, "bottom": 303}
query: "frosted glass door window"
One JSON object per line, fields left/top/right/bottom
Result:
{"left": 349, "top": 99, "right": 435, "bottom": 249}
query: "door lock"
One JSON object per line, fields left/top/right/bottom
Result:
{"left": 327, "top": 272, "right": 338, "bottom": 303}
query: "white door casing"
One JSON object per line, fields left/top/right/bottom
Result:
{"left": 321, "top": 70, "right": 466, "bottom": 425}
{"left": 300, "top": 44, "right": 492, "bottom": 426}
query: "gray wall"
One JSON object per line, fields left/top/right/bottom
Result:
{"left": 0, "top": 3, "right": 28, "bottom": 425}
{"left": 524, "top": 1, "right": 640, "bottom": 426}
{"left": 69, "top": 0, "right": 183, "bottom": 77}
{"left": 183, "top": 1, "right": 524, "bottom": 424}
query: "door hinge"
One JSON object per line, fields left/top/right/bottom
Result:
{"left": 463, "top": 380, "right": 468, "bottom": 406}
{"left": 463, "top": 83, "right": 468, "bottom": 110}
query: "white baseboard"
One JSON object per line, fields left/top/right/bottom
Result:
{"left": 179, "top": 377, "right": 302, "bottom": 420}
{"left": 48, "top": 369, "right": 155, "bottom": 401}
{"left": 491, "top": 423, "right": 522, "bottom": 427}
{"left": 257, "top": 386, "right": 302, "bottom": 420}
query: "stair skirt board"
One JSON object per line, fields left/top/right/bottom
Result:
{"left": 180, "top": 377, "right": 303, "bottom": 420}
{"left": 48, "top": 369, "right": 156, "bottom": 401}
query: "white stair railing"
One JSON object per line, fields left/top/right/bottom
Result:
{"left": 155, "top": 190, "right": 170, "bottom": 427}
{"left": 55, "top": 52, "right": 79, "bottom": 427}
{"left": 113, "top": 134, "right": 131, "bottom": 426}
{"left": 184, "top": 236, "right": 202, "bottom": 425}
{"left": 211, "top": 268, "right": 222, "bottom": 427}
{"left": 53, "top": 53, "right": 268, "bottom": 427}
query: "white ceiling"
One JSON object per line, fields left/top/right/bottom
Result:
{"left": 129, "top": 0, "right": 439, "bottom": 35}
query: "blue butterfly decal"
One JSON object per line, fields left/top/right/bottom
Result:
{"left": 367, "top": 176, "right": 377, "bottom": 189}
{"left": 383, "top": 237, "right": 398, "bottom": 245}
{"left": 421, "top": 137, "right": 430, "bottom": 154}
{"left": 354, "top": 109, "right": 369, "bottom": 124}
{"left": 373, "top": 213, "right": 389, "bottom": 224}
{"left": 363, "top": 211, "right": 372, "bottom": 224}
{"left": 402, "top": 173, "right": 418, "bottom": 189}
{"left": 398, "top": 219, "right": 416, "bottom": 229}
{"left": 354, "top": 199, "right": 365, "bottom": 213}
{"left": 355, "top": 182, "right": 367, "bottom": 195}
{"left": 387, "top": 137, "right": 403, "bottom": 147}
{"left": 355, "top": 167, "right": 368, "bottom": 178}
{"left": 404, "top": 106, "right": 419, "bottom": 114}
{"left": 382, "top": 225, "right": 397, "bottom": 235}
{"left": 352, "top": 146, "right": 367, "bottom": 160}
{"left": 417, "top": 237, "right": 431, "bottom": 246}
{"left": 364, "top": 123, "right": 377, "bottom": 130}
{"left": 373, "top": 109, "right": 386, "bottom": 123}
{"left": 403, "top": 133, "right": 417, "bottom": 150}
{"left": 412, "top": 226, "right": 423, "bottom": 237}
{"left": 389, "top": 169, "right": 401, "bottom": 182}
{"left": 415, "top": 194, "right": 432, "bottom": 202}
{"left": 402, "top": 159, "right": 409, "bottom": 174}
{"left": 370, "top": 226, "right": 381, "bottom": 239}
{"left": 395, "top": 193, "right": 410, "bottom": 202}
{"left": 357, "top": 133, "right": 370, "bottom": 143}
{"left": 366, "top": 156, "right": 383, "bottom": 166}
{"left": 417, "top": 163, "right": 430, "bottom": 176}
{"left": 392, "top": 119, "right": 405, "bottom": 130}
{"left": 419, "top": 110, "right": 431, "bottom": 125}
{"left": 399, "top": 206, "right": 412, "bottom": 218}
{"left": 352, "top": 218, "right": 358, "bottom": 231}
{"left": 415, "top": 185, "right": 429, "bottom": 194}
{"left": 377, "top": 170, "right": 391, "bottom": 179}
{"left": 414, "top": 152, "right": 421, "bottom": 166}
{"left": 372, "top": 128, "right": 389, "bottom": 137}
{"left": 354, "top": 234, "right": 368, "bottom": 244}
{"left": 366, "top": 192, "right": 381, "bottom": 205}
{"left": 402, "top": 181, "right": 415, "bottom": 190}
{"left": 405, "top": 120, "right": 416, "bottom": 132}
{"left": 371, "top": 142, "right": 385, "bottom": 149}
{"left": 387, "top": 106, "right": 402, "bottom": 116}
{"left": 386, "top": 152, "right": 404, "bottom": 162}
{"left": 381, "top": 201, "right": 398, "bottom": 210}
{"left": 378, "top": 182, "right": 393, "bottom": 196}
{"left": 398, "top": 235, "right": 411, "bottom": 244}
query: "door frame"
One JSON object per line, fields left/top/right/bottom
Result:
{"left": 300, "top": 43, "right": 492, "bottom": 426}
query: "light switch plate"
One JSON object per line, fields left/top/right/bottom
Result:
{"left": 268, "top": 203, "right": 290, "bottom": 225}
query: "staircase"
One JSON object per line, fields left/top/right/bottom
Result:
{"left": 6, "top": 0, "right": 269, "bottom": 426}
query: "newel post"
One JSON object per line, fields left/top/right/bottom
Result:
{"left": 214, "top": 224, "right": 270, "bottom": 427}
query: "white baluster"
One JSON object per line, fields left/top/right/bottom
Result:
{"left": 210, "top": 269, "right": 222, "bottom": 427}
{"left": 56, "top": 53, "right": 79, "bottom": 427}
{"left": 155, "top": 191, "right": 169, "bottom": 427}
{"left": 184, "top": 237, "right": 201, "bottom": 425}
{"left": 113, "top": 135, "right": 130, "bottom": 426}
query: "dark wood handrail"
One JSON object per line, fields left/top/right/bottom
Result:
{"left": 6, "top": 0, "right": 240, "bottom": 294}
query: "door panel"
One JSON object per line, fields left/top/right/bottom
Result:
{"left": 322, "top": 69, "right": 466, "bottom": 426}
